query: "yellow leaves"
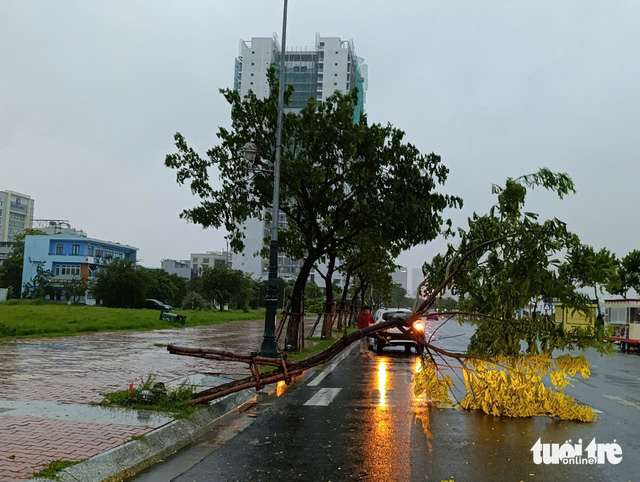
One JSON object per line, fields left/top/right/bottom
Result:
{"left": 458, "top": 354, "right": 596, "bottom": 422}
{"left": 413, "top": 359, "right": 453, "bottom": 404}
{"left": 414, "top": 354, "right": 595, "bottom": 422}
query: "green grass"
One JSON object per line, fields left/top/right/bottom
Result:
{"left": 98, "top": 375, "right": 196, "bottom": 420}
{"left": 130, "top": 434, "right": 149, "bottom": 444}
{"left": 0, "top": 300, "right": 265, "bottom": 340}
{"left": 30, "top": 459, "right": 84, "bottom": 480}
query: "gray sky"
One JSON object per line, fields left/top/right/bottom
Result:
{"left": 2, "top": 1, "right": 639, "bottom": 285}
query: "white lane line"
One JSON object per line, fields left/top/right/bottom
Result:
{"left": 592, "top": 408, "right": 604, "bottom": 414}
{"left": 308, "top": 342, "right": 357, "bottom": 387}
{"left": 304, "top": 388, "right": 342, "bottom": 406}
{"left": 603, "top": 394, "right": 640, "bottom": 410}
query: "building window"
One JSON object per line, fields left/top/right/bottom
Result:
{"left": 251, "top": 73, "right": 254, "bottom": 76}
{"left": 72, "top": 245, "right": 79, "bottom": 255}
{"left": 56, "top": 244, "right": 63, "bottom": 255}
{"left": 95, "top": 248, "right": 103, "bottom": 257}
{"left": 88, "top": 245, "right": 94, "bottom": 256}
{"left": 335, "top": 51, "right": 338, "bottom": 54}
{"left": 334, "top": 73, "right": 337, "bottom": 76}
{"left": 335, "top": 63, "right": 338, "bottom": 66}
{"left": 334, "top": 82, "right": 337, "bottom": 86}
{"left": 251, "top": 62, "right": 254, "bottom": 66}
{"left": 105, "top": 250, "right": 113, "bottom": 259}
{"left": 252, "top": 50, "right": 255, "bottom": 54}
{"left": 319, "top": 42, "right": 324, "bottom": 47}
{"left": 203, "top": 258, "right": 209, "bottom": 263}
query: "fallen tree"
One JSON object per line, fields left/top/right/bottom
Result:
{"left": 169, "top": 169, "right": 611, "bottom": 422}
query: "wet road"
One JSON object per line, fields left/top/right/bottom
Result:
{"left": 142, "top": 321, "right": 640, "bottom": 481}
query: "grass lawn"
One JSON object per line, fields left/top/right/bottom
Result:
{"left": 0, "top": 300, "right": 265, "bottom": 340}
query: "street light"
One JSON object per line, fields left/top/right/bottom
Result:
{"left": 258, "top": 0, "right": 288, "bottom": 358}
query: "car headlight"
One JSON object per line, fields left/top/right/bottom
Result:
{"left": 412, "top": 321, "right": 424, "bottom": 332}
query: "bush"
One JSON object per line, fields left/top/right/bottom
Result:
{"left": 181, "top": 291, "right": 210, "bottom": 310}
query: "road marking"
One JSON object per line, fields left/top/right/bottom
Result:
{"left": 304, "top": 388, "right": 342, "bottom": 406}
{"left": 308, "top": 343, "right": 357, "bottom": 387}
{"left": 592, "top": 408, "right": 603, "bottom": 414}
{"left": 603, "top": 394, "right": 640, "bottom": 410}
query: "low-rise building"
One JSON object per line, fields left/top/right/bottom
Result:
{"left": 21, "top": 233, "right": 137, "bottom": 301}
{"left": 161, "top": 259, "right": 192, "bottom": 280}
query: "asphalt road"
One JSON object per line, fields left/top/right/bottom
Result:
{"left": 138, "top": 320, "right": 640, "bottom": 482}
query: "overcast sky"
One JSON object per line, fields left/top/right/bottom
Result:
{"left": 2, "top": 1, "right": 639, "bottom": 287}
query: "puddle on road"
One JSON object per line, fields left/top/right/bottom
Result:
{"left": 0, "top": 399, "right": 174, "bottom": 427}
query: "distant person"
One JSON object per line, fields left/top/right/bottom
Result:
{"left": 357, "top": 306, "right": 375, "bottom": 355}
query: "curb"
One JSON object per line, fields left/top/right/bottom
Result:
{"left": 32, "top": 387, "right": 266, "bottom": 482}
{"left": 32, "top": 342, "right": 355, "bottom": 481}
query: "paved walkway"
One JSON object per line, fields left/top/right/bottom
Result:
{"left": 0, "top": 317, "right": 316, "bottom": 480}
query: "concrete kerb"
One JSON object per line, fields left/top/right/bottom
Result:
{"left": 31, "top": 361, "right": 326, "bottom": 481}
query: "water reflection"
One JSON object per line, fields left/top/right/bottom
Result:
{"left": 377, "top": 359, "right": 388, "bottom": 409}
{"left": 412, "top": 356, "right": 434, "bottom": 453}
{"left": 276, "top": 380, "right": 287, "bottom": 397}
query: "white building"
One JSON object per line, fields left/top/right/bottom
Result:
{"left": 190, "top": 251, "right": 231, "bottom": 277}
{"left": 161, "top": 259, "right": 191, "bottom": 280}
{"left": 234, "top": 33, "right": 367, "bottom": 281}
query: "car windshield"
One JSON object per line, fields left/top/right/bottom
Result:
{"left": 382, "top": 311, "right": 409, "bottom": 321}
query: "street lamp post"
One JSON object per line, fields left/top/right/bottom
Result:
{"left": 259, "top": 0, "right": 288, "bottom": 358}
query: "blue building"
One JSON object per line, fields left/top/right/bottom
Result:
{"left": 22, "top": 233, "right": 137, "bottom": 300}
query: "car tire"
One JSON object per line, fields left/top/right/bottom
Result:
{"left": 376, "top": 341, "right": 384, "bottom": 354}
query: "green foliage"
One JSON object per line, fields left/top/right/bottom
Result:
{"left": 166, "top": 68, "right": 461, "bottom": 348}
{"left": 181, "top": 291, "right": 210, "bottom": 310}
{"left": 559, "top": 244, "right": 619, "bottom": 315}
{"left": 0, "top": 229, "right": 46, "bottom": 298}
{"left": 60, "top": 277, "right": 89, "bottom": 303}
{"left": 99, "top": 375, "right": 196, "bottom": 419}
{"left": 615, "top": 250, "right": 640, "bottom": 297}
{"left": 145, "top": 269, "right": 187, "bottom": 307}
{"left": 422, "top": 169, "right": 611, "bottom": 356}
{"left": 22, "top": 264, "right": 54, "bottom": 299}
{"left": 199, "top": 265, "right": 256, "bottom": 311}
{"left": 431, "top": 297, "right": 459, "bottom": 311}
{"left": 30, "top": 459, "right": 84, "bottom": 480}
{"left": 92, "top": 258, "right": 148, "bottom": 308}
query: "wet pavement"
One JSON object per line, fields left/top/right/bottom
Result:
{"left": 155, "top": 320, "right": 640, "bottom": 482}
{"left": 0, "top": 317, "right": 317, "bottom": 480}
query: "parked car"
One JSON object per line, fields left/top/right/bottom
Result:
{"left": 145, "top": 299, "right": 172, "bottom": 311}
{"left": 371, "top": 308, "right": 428, "bottom": 354}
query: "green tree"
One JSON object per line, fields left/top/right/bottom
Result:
{"left": 92, "top": 258, "right": 148, "bottom": 308}
{"left": 420, "top": 169, "right": 609, "bottom": 357}
{"left": 165, "top": 70, "right": 461, "bottom": 349}
{"left": 0, "top": 229, "right": 46, "bottom": 298}
{"left": 615, "top": 250, "right": 640, "bottom": 298}
{"left": 558, "top": 244, "right": 619, "bottom": 318}
{"left": 22, "top": 264, "right": 54, "bottom": 299}
{"left": 61, "top": 277, "right": 89, "bottom": 303}
{"left": 200, "top": 265, "right": 255, "bottom": 311}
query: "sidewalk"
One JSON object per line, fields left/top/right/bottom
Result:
{"left": 0, "top": 316, "right": 316, "bottom": 481}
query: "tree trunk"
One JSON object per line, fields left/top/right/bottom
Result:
{"left": 336, "top": 269, "right": 352, "bottom": 331}
{"left": 284, "top": 255, "right": 317, "bottom": 350}
{"left": 320, "top": 255, "right": 337, "bottom": 339}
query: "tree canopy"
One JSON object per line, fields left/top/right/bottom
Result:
{"left": 166, "top": 71, "right": 461, "bottom": 349}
